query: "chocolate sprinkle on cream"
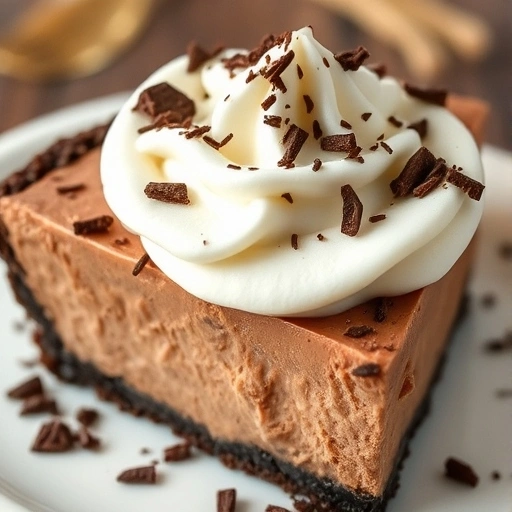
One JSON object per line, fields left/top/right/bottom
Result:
{"left": 186, "top": 42, "right": 222, "bottom": 72}
{"left": 377, "top": 133, "right": 385, "bottom": 141}
{"left": 340, "top": 120, "right": 352, "bottom": 130}
{"left": 203, "top": 133, "right": 234, "bottom": 150}
{"left": 369, "top": 214, "right": 386, "bottom": 223}
{"left": 408, "top": 119, "right": 428, "bottom": 139}
{"left": 145, "top": 182, "right": 190, "bottom": 205}
{"left": 281, "top": 192, "right": 293, "bottom": 204}
{"left": 334, "top": 46, "right": 370, "bottom": 71}
{"left": 361, "top": 112, "right": 372, "bottom": 122}
{"left": 32, "top": 420, "right": 74, "bottom": 453}
{"left": 312, "top": 158, "right": 322, "bottom": 172}
{"left": 352, "top": 363, "right": 381, "bottom": 377}
{"left": 322, "top": 57, "right": 330, "bottom": 68}
{"left": 227, "top": 164, "right": 241, "bottom": 170}
{"left": 404, "top": 83, "right": 447, "bottom": 106}
{"left": 164, "top": 442, "right": 192, "bottom": 462}
{"left": 291, "top": 233, "right": 299, "bottom": 250}
{"left": 246, "top": 69, "right": 257, "bottom": 83}
{"left": 184, "top": 125, "right": 211, "bottom": 139}
{"left": 7, "top": 376, "right": 43, "bottom": 399}
{"left": 73, "top": 215, "right": 113, "bottom": 236}
{"left": 262, "top": 50, "right": 295, "bottom": 93}
{"left": 21, "top": 394, "right": 58, "bottom": 416}
{"left": 340, "top": 184, "right": 363, "bottom": 236}
{"left": 369, "top": 143, "right": 379, "bottom": 151}
{"left": 278, "top": 124, "right": 309, "bottom": 168}
{"left": 321, "top": 133, "right": 357, "bottom": 153}
{"left": 303, "top": 95, "right": 314, "bottom": 113}
{"left": 317, "top": 233, "right": 325, "bottom": 241}
{"left": 132, "top": 253, "right": 151, "bottom": 277}
{"left": 446, "top": 168, "right": 485, "bottom": 201}
{"left": 217, "top": 488, "right": 237, "bottom": 512}
{"left": 388, "top": 116, "right": 403, "bottom": 128}
{"left": 380, "top": 141, "right": 393, "bottom": 154}
{"left": 312, "top": 120, "right": 323, "bottom": 140}
{"left": 56, "top": 183, "right": 85, "bottom": 195}
{"left": 390, "top": 146, "right": 437, "bottom": 197}
{"left": 117, "top": 465, "right": 156, "bottom": 484}
{"left": 297, "top": 64, "right": 304, "bottom": 79}
{"left": 76, "top": 408, "right": 99, "bottom": 427}
{"left": 264, "top": 115, "right": 282, "bottom": 128}
{"left": 445, "top": 457, "right": 479, "bottom": 487}
{"left": 133, "top": 83, "right": 196, "bottom": 122}
{"left": 413, "top": 159, "right": 448, "bottom": 198}
{"left": 344, "top": 325, "right": 376, "bottom": 338}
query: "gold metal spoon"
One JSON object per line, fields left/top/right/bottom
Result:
{"left": 0, "top": 0, "right": 157, "bottom": 82}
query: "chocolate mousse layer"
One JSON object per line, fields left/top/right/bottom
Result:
{"left": 0, "top": 96, "right": 486, "bottom": 511}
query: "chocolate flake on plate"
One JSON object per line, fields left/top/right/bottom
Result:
{"left": 217, "top": 488, "right": 237, "bottom": 512}
{"left": 21, "top": 394, "right": 58, "bottom": 416}
{"left": 388, "top": 116, "right": 403, "bottom": 128}
{"left": 303, "top": 94, "right": 314, "bottom": 113}
{"left": 144, "top": 182, "right": 190, "bottom": 205}
{"left": 291, "top": 233, "right": 299, "bottom": 250}
{"left": 264, "top": 115, "right": 282, "bottom": 128}
{"left": 446, "top": 168, "right": 485, "bottom": 201}
{"left": 281, "top": 192, "right": 293, "bottom": 204}
{"left": 340, "top": 119, "right": 352, "bottom": 130}
{"left": 444, "top": 457, "right": 479, "bottom": 487}
{"left": 408, "top": 118, "right": 428, "bottom": 139}
{"left": 312, "top": 120, "right": 323, "bottom": 140}
{"left": 77, "top": 426, "right": 101, "bottom": 450}
{"left": 73, "top": 215, "right": 113, "bottom": 236}
{"left": 163, "top": 442, "right": 192, "bottom": 462}
{"left": 203, "top": 133, "right": 234, "bottom": 150}
{"left": 390, "top": 146, "right": 437, "bottom": 197}
{"left": 361, "top": 112, "right": 372, "bottom": 122}
{"left": 278, "top": 124, "right": 309, "bottom": 168}
{"left": 334, "top": 46, "right": 370, "bottom": 71}
{"left": 369, "top": 214, "right": 386, "bottom": 223}
{"left": 187, "top": 42, "right": 223, "bottom": 72}
{"left": 261, "top": 94, "right": 277, "bottom": 111}
{"left": 133, "top": 83, "right": 196, "bottom": 122}
{"left": 32, "top": 420, "right": 74, "bottom": 453}
{"left": 117, "top": 465, "right": 156, "bottom": 484}
{"left": 404, "top": 83, "right": 447, "bottom": 106}
{"left": 184, "top": 125, "right": 211, "bottom": 139}
{"left": 352, "top": 363, "right": 381, "bottom": 377}
{"left": 340, "top": 184, "right": 363, "bottom": 236}
{"left": 56, "top": 183, "right": 85, "bottom": 195}
{"left": 76, "top": 407, "right": 99, "bottom": 427}
{"left": 297, "top": 64, "right": 304, "bottom": 79}
{"left": 413, "top": 158, "right": 448, "bottom": 198}
{"left": 132, "top": 253, "right": 151, "bottom": 277}
{"left": 321, "top": 133, "right": 357, "bottom": 153}
{"left": 312, "top": 158, "right": 322, "bottom": 172}
{"left": 344, "top": 325, "right": 376, "bottom": 338}
{"left": 7, "top": 376, "right": 43, "bottom": 399}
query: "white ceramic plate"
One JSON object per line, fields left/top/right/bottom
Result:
{"left": 0, "top": 97, "right": 510, "bottom": 512}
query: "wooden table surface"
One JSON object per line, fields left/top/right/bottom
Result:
{"left": 0, "top": 0, "right": 510, "bottom": 150}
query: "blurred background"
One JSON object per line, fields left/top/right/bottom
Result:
{"left": 0, "top": 0, "right": 510, "bottom": 149}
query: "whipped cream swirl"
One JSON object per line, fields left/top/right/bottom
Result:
{"left": 101, "top": 27, "right": 484, "bottom": 317}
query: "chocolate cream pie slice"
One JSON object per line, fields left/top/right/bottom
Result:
{"left": 0, "top": 28, "right": 487, "bottom": 512}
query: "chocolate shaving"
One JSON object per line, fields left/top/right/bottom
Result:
{"left": 76, "top": 408, "right": 99, "bottom": 427}
{"left": 344, "top": 325, "right": 376, "bottom": 338}
{"left": 291, "top": 233, "right": 299, "bottom": 250}
{"left": 312, "top": 158, "right": 322, "bottom": 172}
{"left": 341, "top": 184, "right": 363, "bottom": 236}
{"left": 217, "top": 489, "right": 237, "bottom": 512}
{"left": 7, "top": 376, "right": 43, "bottom": 399}
{"left": 321, "top": 133, "right": 357, "bottom": 153}
{"left": 352, "top": 363, "right": 381, "bottom": 377}
{"left": 21, "top": 394, "right": 58, "bottom": 416}
{"left": 334, "top": 46, "right": 370, "bottom": 71}
{"left": 144, "top": 182, "right": 190, "bottom": 205}
{"left": 312, "top": 120, "right": 323, "bottom": 140}
{"left": 317, "top": 233, "right": 325, "bottom": 241}
{"left": 184, "top": 125, "right": 211, "bottom": 139}
{"left": 227, "top": 164, "right": 241, "bottom": 170}
{"left": 262, "top": 50, "right": 295, "bottom": 92}
{"left": 369, "top": 143, "right": 379, "bottom": 151}
{"left": 117, "top": 465, "right": 156, "bottom": 484}
{"left": 390, "top": 147, "right": 437, "bottom": 197}
{"left": 367, "top": 62, "right": 387, "bottom": 78}
{"left": 203, "top": 133, "right": 234, "bottom": 150}
{"left": 73, "top": 215, "right": 113, "bottom": 236}
{"left": 340, "top": 120, "right": 352, "bottom": 130}
{"left": 380, "top": 141, "right": 393, "bottom": 154}
{"left": 278, "top": 124, "right": 309, "bottom": 168}
{"left": 404, "top": 83, "right": 447, "bottom": 106}
{"left": 373, "top": 297, "right": 390, "bottom": 323}
{"left": 377, "top": 133, "right": 385, "bottom": 141}
{"left": 261, "top": 94, "right": 277, "bottom": 111}
{"left": 297, "top": 64, "right": 304, "bottom": 79}
{"left": 345, "top": 146, "right": 362, "bottom": 160}
{"left": 388, "top": 116, "right": 403, "bottom": 128}
{"left": 408, "top": 119, "right": 428, "bottom": 138}
{"left": 303, "top": 95, "right": 314, "bottom": 114}
{"left": 361, "top": 112, "right": 372, "bottom": 122}
{"left": 77, "top": 426, "right": 101, "bottom": 450}
{"left": 32, "top": 420, "right": 74, "bottom": 453}
{"left": 187, "top": 42, "right": 223, "bottom": 72}
{"left": 163, "top": 442, "right": 192, "bottom": 462}
{"left": 138, "top": 112, "right": 192, "bottom": 134}
{"left": 56, "top": 183, "right": 85, "bottom": 195}
{"left": 264, "top": 115, "right": 282, "bottom": 128}
{"left": 369, "top": 214, "right": 386, "bottom": 223}
{"left": 444, "top": 457, "right": 479, "bottom": 487}
{"left": 281, "top": 192, "right": 293, "bottom": 204}
{"left": 413, "top": 158, "right": 448, "bottom": 198}
{"left": 446, "top": 168, "right": 485, "bottom": 201}
{"left": 266, "top": 506, "right": 291, "bottom": 512}
{"left": 132, "top": 253, "right": 151, "bottom": 277}
{"left": 322, "top": 57, "right": 330, "bottom": 68}
{"left": 246, "top": 70, "right": 257, "bottom": 83}
{"left": 133, "top": 83, "right": 195, "bottom": 123}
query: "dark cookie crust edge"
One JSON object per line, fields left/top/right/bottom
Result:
{"left": 0, "top": 127, "right": 467, "bottom": 512}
